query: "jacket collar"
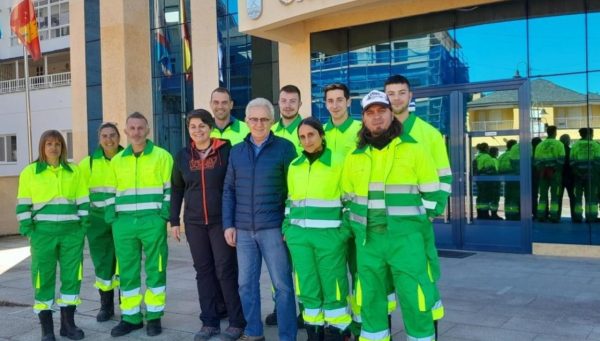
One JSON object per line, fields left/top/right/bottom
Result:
{"left": 92, "top": 145, "right": 124, "bottom": 160}
{"left": 292, "top": 147, "right": 332, "bottom": 166}
{"left": 122, "top": 139, "right": 154, "bottom": 157}
{"left": 217, "top": 117, "right": 242, "bottom": 133}
{"left": 352, "top": 135, "right": 416, "bottom": 155}
{"left": 36, "top": 160, "right": 72, "bottom": 174}
{"left": 273, "top": 115, "right": 302, "bottom": 134}
{"left": 324, "top": 115, "right": 355, "bottom": 133}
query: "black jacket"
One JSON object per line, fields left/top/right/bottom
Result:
{"left": 170, "top": 138, "right": 231, "bottom": 226}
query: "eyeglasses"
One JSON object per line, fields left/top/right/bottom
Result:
{"left": 247, "top": 117, "right": 272, "bottom": 124}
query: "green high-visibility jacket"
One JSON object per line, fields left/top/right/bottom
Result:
{"left": 16, "top": 161, "right": 90, "bottom": 236}
{"left": 79, "top": 146, "right": 123, "bottom": 212}
{"left": 497, "top": 149, "right": 513, "bottom": 174}
{"left": 105, "top": 140, "right": 173, "bottom": 223}
{"left": 402, "top": 114, "right": 453, "bottom": 212}
{"left": 272, "top": 114, "right": 303, "bottom": 153}
{"left": 283, "top": 148, "right": 346, "bottom": 235}
{"left": 475, "top": 153, "right": 496, "bottom": 175}
{"left": 534, "top": 137, "right": 565, "bottom": 168}
{"left": 324, "top": 116, "right": 362, "bottom": 157}
{"left": 210, "top": 117, "right": 249, "bottom": 146}
{"left": 570, "top": 139, "right": 600, "bottom": 169}
{"left": 341, "top": 136, "right": 442, "bottom": 244}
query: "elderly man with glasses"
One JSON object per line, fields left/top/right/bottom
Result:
{"left": 222, "top": 98, "right": 298, "bottom": 341}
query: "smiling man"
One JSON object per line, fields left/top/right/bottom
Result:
{"left": 210, "top": 87, "right": 250, "bottom": 145}
{"left": 105, "top": 112, "right": 173, "bottom": 337}
{"left": 323, "top": 83, "right": 362, "bottom": 156}
{"left": 222, "top": 98, "right": 298, "bottom": 341}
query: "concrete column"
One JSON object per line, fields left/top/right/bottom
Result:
{"left": 70, "top": 0, "right": 88, "bottom": 161}
{"left": 278, "top": 37, "right": 312, "bottom": 117}
{"left": 190, "top": 0, "right": 220, "bottom": 110}
{"left": 99, "top": 0, "right": 153, "bottom": 135}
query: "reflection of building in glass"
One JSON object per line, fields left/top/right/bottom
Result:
{"left": 468, "top": 79, "right": 600, "bottom": 147}
{"left": 311, "top": 31, "right": 468, "bottom": 131}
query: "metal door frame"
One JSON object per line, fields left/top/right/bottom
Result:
{"left": 413, "top": 78, "right": 532, "bottom": 253}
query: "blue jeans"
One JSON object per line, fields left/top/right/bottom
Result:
{"left": 236, "top": 228, "right": 297, "bottom": 341}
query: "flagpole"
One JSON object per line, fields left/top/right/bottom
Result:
{"left": 23, "top": 46, "right": 34, "bottom": 162}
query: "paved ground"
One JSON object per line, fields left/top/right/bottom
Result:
{"left": 1, "top": 234, "right": 600, "bottom": 340}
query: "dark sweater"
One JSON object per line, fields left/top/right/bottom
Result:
{"left": 170, "top": 138, "right": 231, "bottom": 226}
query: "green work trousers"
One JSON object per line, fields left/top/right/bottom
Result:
{"left": 537, "top": 166, "right": 562, "bottom": 221}
{"left": 30, "top": 222, "right": 85, "bottom": 312}
{"left": 504, "top": 181, "right": 520, "bottom": 220}
{"left": 87, "top": 210, "right": 118, "bottom": 291}
{"left": 573, "top": 171, "right": 599, "bottom": 222}
{"left": 113, "top": 214, "right": 168, "bottom": 324}
{"left": 355, "top": 229, "right": 435, "bottom": 341}
{"left": 285, "top": 227, "right": 351, "bottom": 330}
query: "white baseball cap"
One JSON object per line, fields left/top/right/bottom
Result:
{"left": 361, "top": 90, "right": 391, "bottom": 113}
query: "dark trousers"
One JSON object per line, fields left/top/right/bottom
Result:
{"left": 185, "top": 223, "right": 246, "bottom": 329}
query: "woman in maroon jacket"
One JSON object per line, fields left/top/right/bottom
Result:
{"left": 170, "top": 109, "right": 245, "bottom": 341}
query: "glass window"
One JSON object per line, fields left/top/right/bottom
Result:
{"left": 531, "top": 73, "right": 589, "bottom": 244}
{"left": 0, "top": 135, "right": 17, "bottom": 163}
{"left": 528, "top": 0, "right": 586, "bottom": 76}
{"left": 455, "top": 2, "right": 527, "bottom": 82}
{"left": 588, "top": 11, "right": 600, "bottom": 72}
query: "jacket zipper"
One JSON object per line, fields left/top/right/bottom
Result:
{"left": 201, "top": 157, "right": 209, "bottom": 225}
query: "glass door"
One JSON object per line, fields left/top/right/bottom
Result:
{"left": 415, "top": 79, "right": 532, "bottom": 253}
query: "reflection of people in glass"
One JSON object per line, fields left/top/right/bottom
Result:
{"left": 558, "top": 134, "right": 576, "bottom": 221}
{"left": 570, "top": 128, "right": 600, "bottom": 223}
{"left": 531, "top": 137, "right": 542, "bottom": 217}
{"left": 533, "top": 126, "right": 565, "bottom": 223}
{"left": 474, "top": 143, "right": 496, "bottom": 219}
{"left": 489, "top": 147, "right": 502, "bottom": 220}
{"left": 498, "top": 140, "right": 518, "bottom": 220}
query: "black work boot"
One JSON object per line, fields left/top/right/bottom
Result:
{"left": 323, "top": 326, "right": 346, "bottom": 341}
{"left": 97, "top": 289, "right": 115, "bottom": 322}
{"left": 146, "top": 318, "right": 162, "bottom": 336}
{"left": 59, "top": 306, "right": 84, "bottom": 340}
{"left": 265, "top": 308, "right": 277, "bottom": 326}
{"left": 306, "top": 324, "right": 324, "bottom": 341}
{"left": 110, "top": 320, "right": 143, "bottom": 337}
{"left": 38, "top": 310, "right": 56, "bottom": 341}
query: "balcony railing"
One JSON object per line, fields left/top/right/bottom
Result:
{"left": 0, "top": 72, "right": 71, "bottom": 94}
{"left": 555, "top": 116, "right": 600, "bottom": 129}
{"left": 470, "top": 120, "right": 514, "bottom": 131}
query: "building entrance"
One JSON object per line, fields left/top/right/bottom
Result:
{"left": 414, "top": 79, "right": 532, "bottom": 253}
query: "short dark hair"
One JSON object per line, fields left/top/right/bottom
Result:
{"left": 324, "top": 83, "right": 350, "bottom": 100}
{"left": 579, "top": 127, "right": 593, "bottom": 139}
{"left": 126, "top": 112, "right": 148, "bottom": 125}
{"left": 384, "top": 75, "right": 411, "bottom": 91}
{"left": 476, "top": 142, "right": 489, "bottom": 153}
{"left": 506, "top": 139, "right": 517, "bottom": 150}
{"left": 280, "top": 84, "right": 301, "bottom": 100}
{"left": 298, "top": 117, "right": 324, "bottom": 138}
{"left": 211, "top": 87, "right": 232, "bottom": 101}
{"left": 186, "top": 109, "right": 215, "bottom": 129}
{"left": 546, "top": 125, "right": 557, "bottom": 137}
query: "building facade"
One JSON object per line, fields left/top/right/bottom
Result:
{"left": 239, "top": 0, "right": 600, "bottom": 256}
{"left": 3, "top": 0, "right": 600, "bottom": 257}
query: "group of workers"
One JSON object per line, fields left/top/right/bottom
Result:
{"left": 16, "top": 74, "right": 452, "bottom": 341}
{"left": 473, "top": 124, "right": 600, "bottom": 223}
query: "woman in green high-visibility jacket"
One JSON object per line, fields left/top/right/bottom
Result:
{"left": 283, "top": 117, "right": 352, "bottom": 341}
{"left": 16, "top": 130, "right": 90, "bottom": 341}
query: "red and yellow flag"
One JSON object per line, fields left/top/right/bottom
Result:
{"left": 180, "top": 0, "right": 192, "bottom": 80}
{"left": 10, "top": 0, "right": 42, "bottom": 61}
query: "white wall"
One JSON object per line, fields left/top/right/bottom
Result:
{"left": 0, "top": 85, "right": 72, "bottom": 176}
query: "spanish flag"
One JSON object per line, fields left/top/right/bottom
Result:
{"left": 180, "top": 0, "right": 192, "bottom": 80}
{"left": 10, "top": 0, "right": 41, "bottom": 61}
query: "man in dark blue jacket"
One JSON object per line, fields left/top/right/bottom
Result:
{"left": 223, "top": 98, "right": 298, "bottom": 341}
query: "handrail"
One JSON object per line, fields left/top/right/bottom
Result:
{"left": 0, "top": 72, "right": 71, "bottom": 94}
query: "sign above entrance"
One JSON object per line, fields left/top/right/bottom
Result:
{"left": 247, "top": 0, "right": 262, "bottom": 20}
{"left": 280, "top": 0, "right": 303, "bottom": 4}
